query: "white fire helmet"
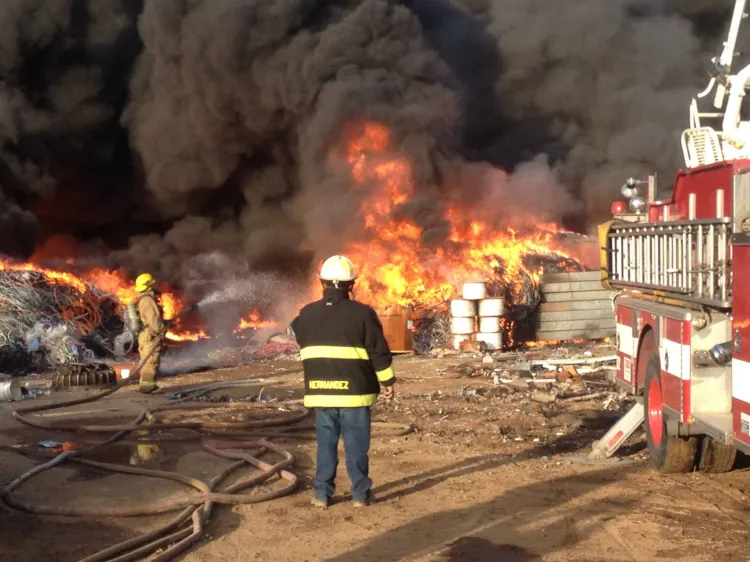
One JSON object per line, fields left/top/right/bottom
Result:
{"left": 319, "top": 255, "right": 357, "bottom": 283}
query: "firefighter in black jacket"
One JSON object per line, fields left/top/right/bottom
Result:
{"left": 291, "top": 255, "right": 396, "bottom": 508}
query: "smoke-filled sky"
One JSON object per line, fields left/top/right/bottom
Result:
{"left": 0, "top": 0, "right": 740, "bottom": 283}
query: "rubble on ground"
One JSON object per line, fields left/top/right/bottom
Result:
{"left": 203, "top": 334, "right": 299, "bottom": 367}
{"left": 376, "top": 340, "right": 632, "bottom": 455}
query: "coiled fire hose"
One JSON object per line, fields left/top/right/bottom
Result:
{"left": 1, "top": 335, "right": 412, "bottom": 562}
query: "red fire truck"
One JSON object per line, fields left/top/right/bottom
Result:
{"left": 599, "top": 0, "right": 750, "bottom": 472}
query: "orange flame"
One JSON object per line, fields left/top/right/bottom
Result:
{"left": 0, "top": 258, "right": 277, "bottom": 343}
{"left": 165, "top": 329, "right": 207, "bottom": 342}
{"left": 333, "top": 121, "right": 587, "bottom": 315}
{"left": 81, "top": 268, "right": 139, "bottom": 304}
{"left": 0, "top": 260, "right": 89, "bottom": 294}
{"left": 234, "top": 310, "right": 278, "bottom": 333}
{"left": 0, "top": 258, "right": 214, "bottom": 341}
{"left": 0, "top": 120, "right": 596, "bottom": 349}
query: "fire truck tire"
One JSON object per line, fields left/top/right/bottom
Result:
{"left": 644, "top": 358, "right": 698, "bottom": 473}
{"left": 698, "top": 437, "right": 737, "bottom": 473}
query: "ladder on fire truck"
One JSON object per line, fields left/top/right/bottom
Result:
{"left": 606, "top": 216, "right": 732, "bottom": 308}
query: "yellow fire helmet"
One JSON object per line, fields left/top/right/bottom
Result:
{"left": 318, "top": 255, "right": 357, "bottom": 282}
{"left": 134, "top": 273, "right": 156, "bottom": 293}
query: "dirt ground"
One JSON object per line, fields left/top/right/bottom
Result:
{"left": 2, "top": 347, "right": 750, "bottom": 562}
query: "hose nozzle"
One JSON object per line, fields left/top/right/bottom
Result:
{"left": 166, "top": 302, "right": 199, "bottom": 326}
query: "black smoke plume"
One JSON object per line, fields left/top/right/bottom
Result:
{"left": 0, "top": 0, "right": 740, "bottom": 283}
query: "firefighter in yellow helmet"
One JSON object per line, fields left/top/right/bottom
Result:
{"left": 134, "top": 273, "right": 165, "bottom": 394}
{"left": 291, "top": 255, "right": 396, "bottom": 508}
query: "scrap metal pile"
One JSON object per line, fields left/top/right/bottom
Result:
{"left": 412, "top": 252, "right": 584, "bottom": 352}
{"left": 0, "top": 269, "right": 127, "bottom": 375}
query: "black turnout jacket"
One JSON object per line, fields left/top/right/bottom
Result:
{"left": 291, "top": 288, "right": 395, "bottom": 408}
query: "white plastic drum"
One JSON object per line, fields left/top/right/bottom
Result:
{"left": 478, "top": 298, "right": 505, "bottom": 317}
{"left": 450, "top": 299, "right": 477, "bottom": 318}
{"left": 476, "top": 332, "right": 503, "bottom": 350}
{"left": 450, "top": 316, "right": 475, "bottom": 335}
{"left": 452, "top": 334, "right": 471, "bottom": 350}
{"left": 462, "top": 281, "right": 487, "bottom": 300}
{"left": 479, "top": 316, "right": 502, "bottom": 333}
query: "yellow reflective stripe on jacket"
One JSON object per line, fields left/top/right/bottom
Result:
{"left": 376, "top": 365, "right": 395, "bottom": 383}
{"left": 299, "top": 346, "right": 370, "bottom": 361}
{"left": 304, "top": 394, "right": 378, "bottom": 408}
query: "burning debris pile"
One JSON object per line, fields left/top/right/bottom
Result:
{"left": 0, "top": 116, "right": 598, "bottom": 374}
{"left": 335, "top": 121, "right": 594, "bottom": 352}
{"left": 0, "top": 258, "right": 300, "bottom": 376}
{"left": 411, "top": 252, "right": 586, "bottom": 353}
{"left": 0, "top": 268, "right": 126, "bottom": 375}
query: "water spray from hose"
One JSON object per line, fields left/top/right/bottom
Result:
{"left": 156, "top": 273, "right": 309, "bottom": 352}
{"left": 196, "top": 279, "right": 272, "bottom": 308}
{"left": 191, "top": 274, "right": 309, "bottom": 318}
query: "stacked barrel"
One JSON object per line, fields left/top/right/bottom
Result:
{"left": 449, "top": 281, "right": 505, "bottom": 350}
{"left": 477, "top": 297, "right": 504, "bottom": 349}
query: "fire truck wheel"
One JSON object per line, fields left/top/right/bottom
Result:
{"left": 644, "top": 357, "right": 697, "bottom": 473}
{"left": 698, "top": 437, "right": 737, "bottom": 473}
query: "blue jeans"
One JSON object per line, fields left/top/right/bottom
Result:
{"left": 314, "top": 407, "right": 372, "bottom": 502}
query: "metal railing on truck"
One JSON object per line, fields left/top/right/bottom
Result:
{"left": 606, "top": 218, "right": 732, "bottom": 308}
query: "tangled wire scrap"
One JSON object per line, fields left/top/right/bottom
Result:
{"left": 0, "top": 270, "right": 128, "bottom": 375}
{"left": 412, "top": 253, "right": 584, "bottom": 352}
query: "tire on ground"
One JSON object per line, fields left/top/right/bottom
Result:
{"left": 644, "top": 356, "right": 697, "bottom": 473}
{"left": 699, "top": 436, "right": 737, "bottom": 473}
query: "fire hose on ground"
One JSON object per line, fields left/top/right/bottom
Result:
{"left": 1, "top": 332, "right": 413, "bottom": 562}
